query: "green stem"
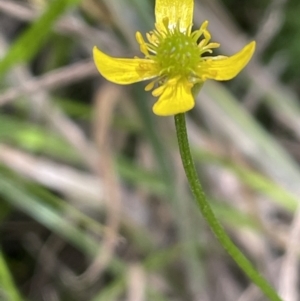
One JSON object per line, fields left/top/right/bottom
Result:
{"left": 174, "top": 113, "right": 282, "bottom": 301}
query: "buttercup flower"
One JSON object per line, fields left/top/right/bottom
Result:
{"left": 93, "top": 0, "right": 255, "bottom": 116}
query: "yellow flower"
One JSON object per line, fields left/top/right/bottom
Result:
{"left": 93, "top": 0, "right": 255, "bottom": 116}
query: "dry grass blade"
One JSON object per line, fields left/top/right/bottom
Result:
{"left": 0, "top": 60, "right": 97, "bottom": 106}
{"left": 278, "top": 209, "right": 300, "bottom": 301}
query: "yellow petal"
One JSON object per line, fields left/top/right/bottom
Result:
{"left": 155, "top": 0, "right": 193, "bottom": 32}
{"left": 93, "top": 46, "right": 159, "bottom": 84}
{"left": 152, "top": 78, "right": 194, "bottom": 116}
{"left": 197, "top": 41, "right": 256, "bottom": 81}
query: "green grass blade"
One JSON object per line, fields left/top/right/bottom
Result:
{"left": 0, "top": 252, "right": 26, "bottom": 301}
{"left": 0, "top": 0, "right": 81, "bottom": 75}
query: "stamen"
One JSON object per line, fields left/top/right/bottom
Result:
{"left": 206, "top": 42, "right": 220, "bottom": 49}
{"left": 145, "top": 80, "right": 156, "bottom": 91}
{"left": 135, "top": 32, "right": 144, "bottom": 44}
{"left": 135, "top": 19, "right": 220, "bottom": 91}
{"left": 203, "top": 30, "right": 211, "bottom": 44}
{"left": 136, "top": 32, "right": 149, "bottom": 56}
{"left": 200, "top": 21, "right": 209, "bottom": 32}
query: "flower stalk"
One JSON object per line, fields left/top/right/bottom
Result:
{"left": 92, "top": 0, "right": 280, "bottom": 297}
{"left": 174, "top": 113, "right": 282, "bottom": 301}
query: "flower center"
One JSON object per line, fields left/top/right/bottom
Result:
{"left": 135, "top": 20, "right": 220, "bottom": 91}
{"left": 155, "top": 30, "right": 201, "bottom": 77}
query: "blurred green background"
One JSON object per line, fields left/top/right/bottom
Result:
{"left": 0, "top": 0, "right": 300, "bottom": 300}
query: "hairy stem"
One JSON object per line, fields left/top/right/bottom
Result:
{"left": 174, "top": 113, "right": 282, "bottom": 301}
